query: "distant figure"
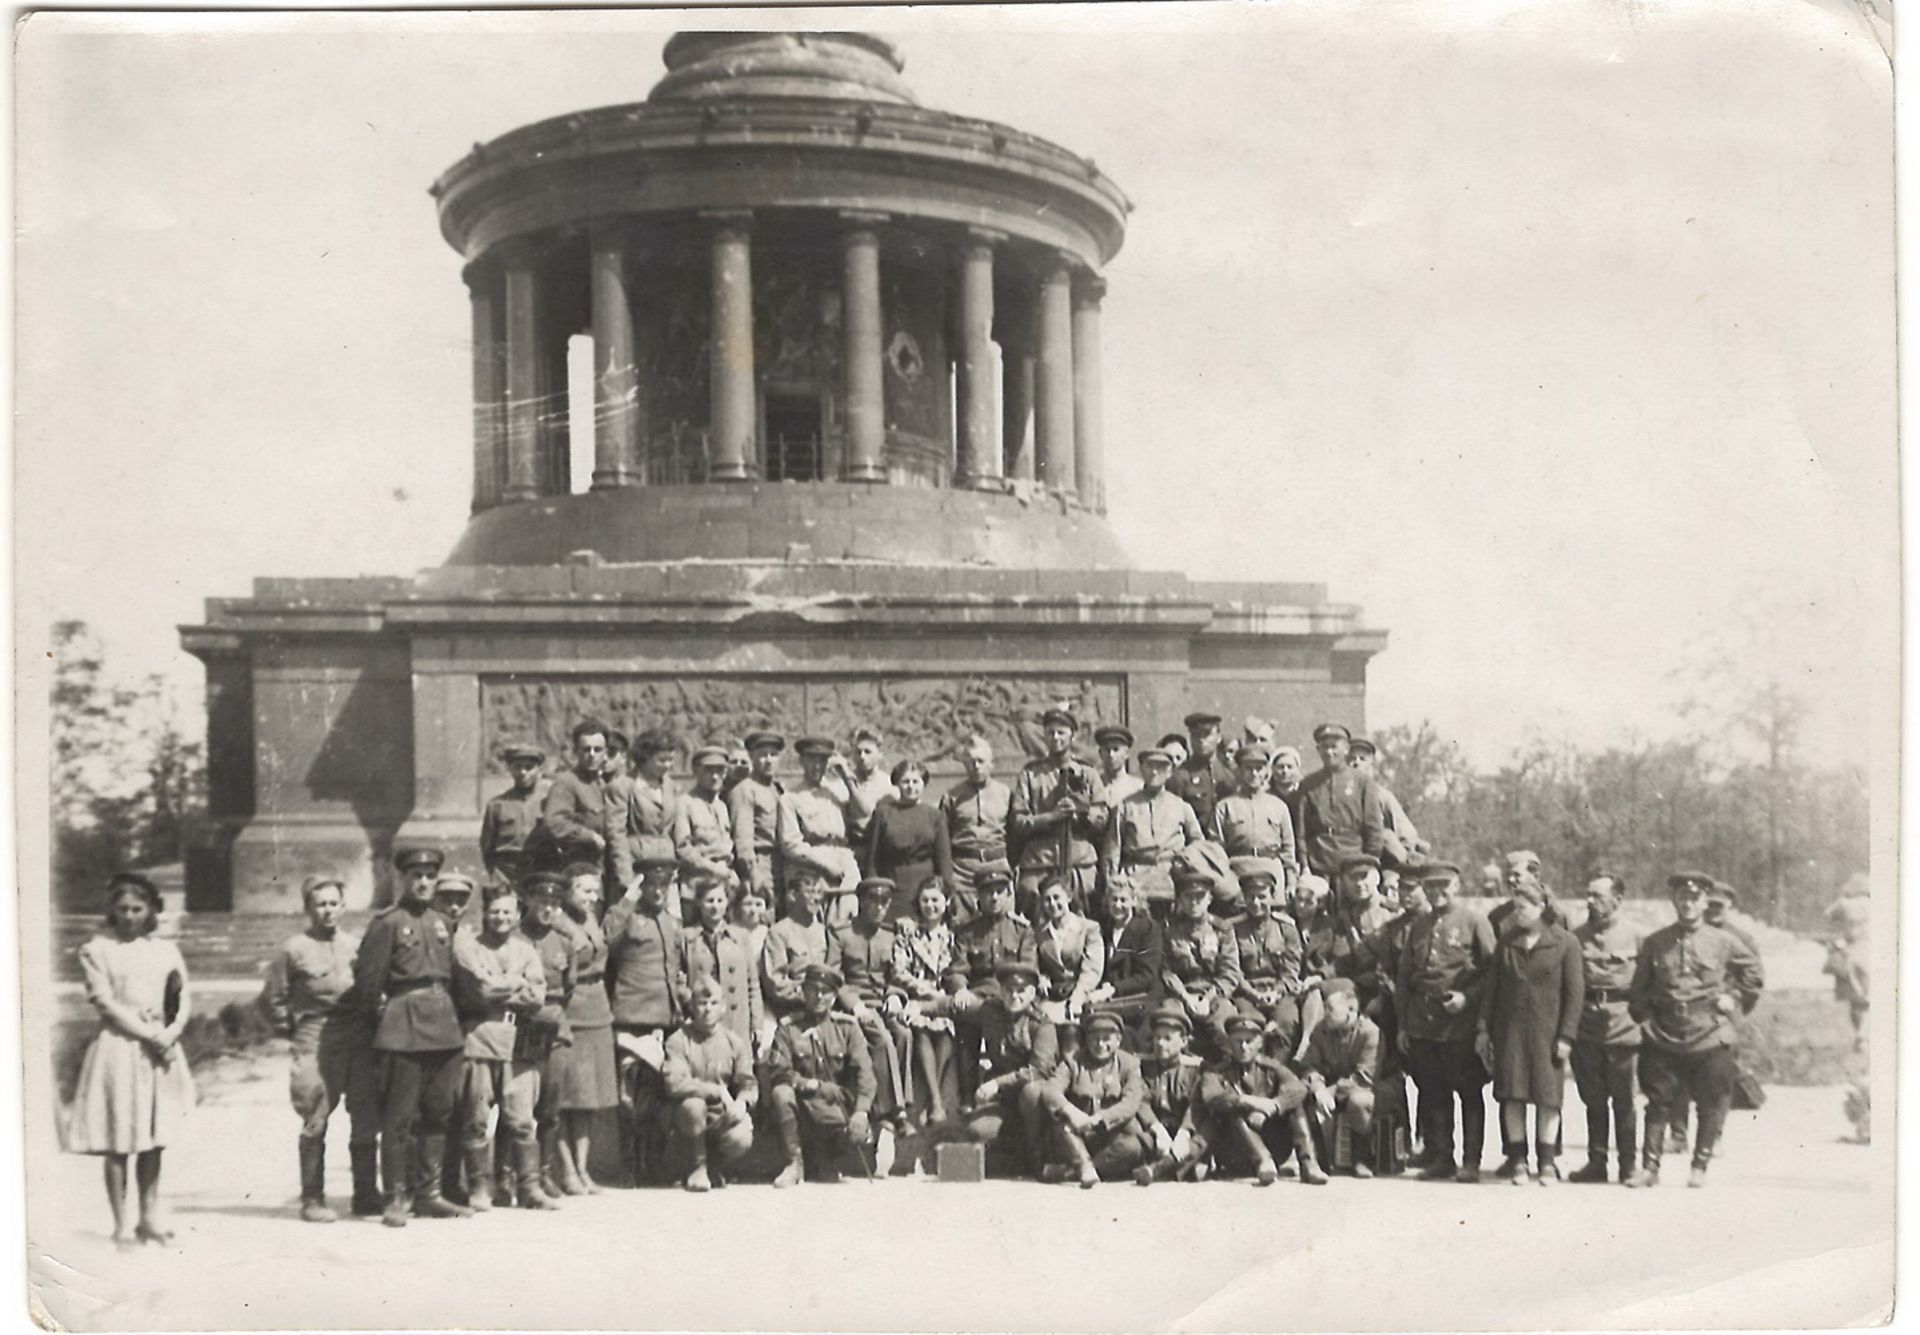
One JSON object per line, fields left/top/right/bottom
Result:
{"left": 479, "top": 744, "right": 548, "bottom": 886}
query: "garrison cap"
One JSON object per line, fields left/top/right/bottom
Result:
{"left": 1230, "top": 856, "right": 1285, "bottom": 887}
{"left": 1312, "top": 722, "right": 1352, "bottom": 744}
{"left": 995, "top": 961, "right": 1040, "bottom": 989}
{"left": 501, "top": 743, "right": 545, "bottom": 764}
{"left": 393, "top": 846, "right": 445, "bottom": 873}
{"left": 857, "top": 876, "right": 897, "bottom": 900}
{"left": 1137, "top": 747, "right": 1174, "bottom": 767}
{"left": 690, "top": 745, "right": 730, "bottom": 767}
{"left": 1237, "top": 743, "right": 1273, "bottom": 767}
{"left": 1082, "top": 1009, "right": 1125, "bottom": 1036}
{"left": 1183, "top": 710, "right": 1222, "bottom": 729}
{"left": 1093, "top": 724, "right": 1134, "bottom": 747}
{"left": 1348, "top": 737, "right": 1378, "bottom": 757}
{"left": 795, "top": 735, "right": 838, "bottom": 757}
{"left": 744, "top": 731, "right": 786, "bottom": 752}
{"left": 520, "top": 870, "right": 566, "bottom": 897}
{"left": 1040, "top": 707, "right": 1078, "bottom": 731}
{"left": 1320, "top": 976, "right": 1357, "bottom": 1000}
{"left": 973, "top": 858, "right": 1016, "bottom": 888}
{"left": 1223, "top": 1012, "right": 1265, "bottom": 1037}
{"left": 1338, "top": 852, "right": 1381, "bottom": 874}
{"left": 801, "top": 963, "right": 844, "bottom": 990}
{"left": 1667, "top": 869, "right": 1714, "bottom": 891}
{"left": 1146, "top": 1002, "right": 1193, "bottom": 1035}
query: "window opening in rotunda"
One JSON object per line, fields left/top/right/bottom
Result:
{"left": 567, "top": 333, "right": 594, "bottom": 494}
{"left": 763, "top": 391, "right": 823, "bottom": 482}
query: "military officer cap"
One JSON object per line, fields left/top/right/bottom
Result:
{"left": 744, "top": 730, "right": 786, "bottom": 753}
{"left": 1223, "top": 1012, "right": 1265, "bottom": 1037}
{"left": 802, "top": 963, "right": 845, "bottom": 990}
{"left": 995, "top": 961, "right": 1041, "bottom": 989}
{"left": 1146, "top": 1002, "right": 1193, "bottom": 1035}
{"left": 974, "top": 858, "right": 1016, "bottom": 888}
{"left": 1708, "top": 879, "right": 1739, "bottom": 905}
{"left": 393, "top": 846, "right": 445, "bottom": 873}
{"left": 690, "top": 745, "right": 730, "bottom": 768}
{"left": 1238, "top": 742, "right": 1273, "bottom": 767}
{"left": 521, "top": 870, "right": 566, "bottom": 897}
{"left": 857, "top": 876, "right": 897, "bottom": 900}
{"left": 1666, "top": 869, "right": 1714, "bottom": 891}
{"left": 1137, "top": 747, "right": 1174, "bottom": 767}
{"left": 1349, "top": 737, "right": 1378, "bottom": 757}
{"left": 501, "top": 743, "right": 545, "bottom": 764}
{"left": 1183, "top": 710, "right": 1222, "bottom": 729}
{"left": 1040, "top": 706, "right": 1078, "bottom": 731}
{"left": 1312, "top": 722, "right": 1352, "bottom": 744}
{"left": 1093, "top": 724, "right": 1134, "bottom": 747}
{"left": 1338, "top": 852, "right": 1381, "bottom": 874}
{"left": 1082, "top": 1009, "right": 1125, "bottom": 1037}
{"left": 1229, "top": 856, "right": 1286, "bottom": 887}
{"left": 634, "top": 845, "right": 679, "bottom": 870}
{"left": 1320, "top": 976, "right": 1357, "bottom": 1000}
{"left": 433, "top": 871, "right": 477, "bottom": 898}
{"left": 1172, "top": 861, "right": 1218, "bottom": 889}
{"left": 795, "top": 735, "right": 838, "bottom": 757}
{"left": 787, "top": 847, "right": 839, "bottom": 882}
{"left": 1416, "top": 859, "right": 1461, "bottom": 882}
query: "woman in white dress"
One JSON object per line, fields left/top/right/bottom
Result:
{"left": 62, "top": 873, "right": 196, "bottom": 1249}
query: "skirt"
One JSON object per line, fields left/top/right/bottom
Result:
{"left": 548, "top": 1024, "right": 619, "bottom": 1111}
{"left": 61, "top": 1028, "right": 196, "bottom": 1155}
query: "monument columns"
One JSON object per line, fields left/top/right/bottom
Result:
{"left": 590, "top": 238, "right": 641, "bottom": 490}
{"left": 1034, "top": 259, "right": 1077, "bottom": 502}
{"left": 840, "top": 212, "right": 888, "bottom": 483}
{"left": 1071, "top": 272, "right": 1107, "bottom": 513}
{"left": 706, "top": 212, "right": 756, "bottom": 482}
{"left": 466, "top": 264, "right": 506, "bottom": 512}
{"left": 956, "top": 227, "right": 1003, "bottom": 488}
{"left": 501, "top": 254, "right": 543, "bottom": 503}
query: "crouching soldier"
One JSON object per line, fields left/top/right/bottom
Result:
{"left": 1131, "top": 1003, "right": 1210, "bottom": 1185}
{"left": 451, "top": 886, "right": 551, "bottom": 1210}
{"left": 660, "top": 976, "right": 758, "bottom": 1192}
{"left": 766, "top": 964, "right": 878, "bottom": 1187}
{"left": 1300, "top": 977, "right": 1381, "bottom": 1177}
{"left": 1037, "top": 1010, "right": 1147, "bottom": 1188}
{"left": 1201, "top": 1012, "right": 1328, "bottom": 1186}
{"left": 954, "top": 962, "right": 1059, "bottom": 1178}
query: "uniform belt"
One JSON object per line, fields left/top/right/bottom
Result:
{"left": 810, "top": 836, "right": 848, "bottom": 848}
{"left": 389, "top": 979, "right": 446, "bottom": 996}
{"left": 1248, "top": 844, "right": 1286, "bottom": 858}
{"left": 1586, "top": 987, "right": 1628, "bottom": 1003}
{"left": 954, "top": 845, "right": 1007, "bottom": 862}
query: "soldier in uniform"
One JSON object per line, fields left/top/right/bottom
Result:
{"left": 1294, "top": 724, "right": 1399, "bottom": 879}
{"left": 1393, "top": 859, "right": 1495, "bottom": 1182}
{"left": 1036, "top": 1009, "right": 1147, "bottom": 1187}
{"left": 828, "top": 877, "right": 907, "bottom": 1129}
{"left": 262, "top": 874, "right": 378, "bottom": 1222}
{"left": 479, "top": 744, "right": 548, "bottom": 888}
{"left": 1130, "top": 1002, "right": 1209, "bottom": 1184}
{"left": 1628, "top": 870, "right": 1764, "bottom": 1188}
{"left": 1569, "top": 873, "right": 1643, "bottom": 1184}
{"left": 536, "top": 720, "right": 629, "bottom": 887}
{"left": 938, "top": 735, "right": 1013, "bottom": 923}
{"left": 1010, "top": 707, "right": 1108, "bottom": 919}
{"left": 1168, "top": 711, "right": 1236, "bottom": 828}
{"left": 1103, "top": 747, "right": 1203, "bottom": 916}
{"left": 603, "top": 847, "right": 686, "bottom": 1186}
{"left": 1306, "top": 854, "right": 1399, "bottom": 1025}
{"left": 1347, "top": 738, "right": 1427, "bottom": 862}
{"left": 953, "top": 962, "right": 1060, "bottom": 1178}
{"left": 1300, "top": 977, "right": 1381, "bottom": 1176}
{"left": 1094, "top": 724, "right": 1142, "bottom": 808}
{"left": 766, "top": 963, "right": 879, "bottom": 1186}
{"left": 623, "top": 729, "right": 680, "bottom": 885}
{"left": 681, "top": 875, "right": 765, "bottom": 1051}
{"left": 1213, "top": 744, "right": 1299, "bottom": 890}
{"left": 660, "top": 975, "right": 757, "bottom": 1192}
{"left": 763, "top": 850, "right": 835, "bottom": 1021}
{"left": 1200, "top": 1012, "right": 1327, "bottom": 1186}
{"left": 517, "top": 872, "right": 576, "bottom": 1205}
{"left": 778, "top": 736, "right": 862, "bottom": 928}
{"left": 946, "top": 860, "right": 1038, "bottom": 993}
{"left": 728, "top": 731, "right": 786, "bottom": 906}
{"left": 1226, "top": 858, "right": 1309, "bottom": 1061}
{"left": 832, "top": 727, "right": 897, "bottom": 876}
{"left": 354, "top": 847, "right": 470, "bottom": 1227}
{"left": 672, "top": 747, "right": 737, "bottom": 917}
{"left": 1088, "top": 877, "right": 1163, "bottom": 1029}
{"left": 1161, "top": 855, "right": 1244, "bottom": 1057}
{"left": 449, "top": 884, "right": 550, "bottom": 1211}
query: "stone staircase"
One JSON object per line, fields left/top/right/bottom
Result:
{"left": 49, "top": 912, "right": 378, "bottom": 984}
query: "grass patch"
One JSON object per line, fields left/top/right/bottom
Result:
{"left": 1736, "top": 988, "right": 1862, "bottom": 1087}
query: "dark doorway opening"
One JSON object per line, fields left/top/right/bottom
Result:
{"left": 764, "top": 393, "right": 823, "bottom": 481}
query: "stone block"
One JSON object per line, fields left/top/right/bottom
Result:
{"left": 936, "top": 1142, "right": 986, "bottom": 1183}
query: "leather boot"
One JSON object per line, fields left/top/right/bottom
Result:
{"left": 411, "top": 1135, "right": 474, "bottom": 1218}
{"left": 298, "top": 1137, "right": 336, "bottom": 1222}
{"left": 380, "top": 1134, "right": 412, "bottom": 1228}
{"left": 1132, "top": 1154, "right": 1175, "bottom": 1186}
{"left": 537, "top": 1127, "right": 569, "bottom": 1203}
{"left": 515, "top": 1142, "right": 560, "bottom": 1209}
{"left": 463, "top": 1145, "right": 493, "bottom": 1213}
{"left": 349, "top": 1144, "right": 382, "bottom": 1217}
{"left": 1290, "top": 1111, "right": 1329, "bottom": 1185}
{"left": 1628, "top": 1113, "right": 1664, "bottom": 1188}
{"left": 492, "top": 1139, "right": 516, "bottom": 1207}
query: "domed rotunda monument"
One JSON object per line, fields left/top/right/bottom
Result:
{"left": 180, "top": 31, "right": 1385, "bottom": 911}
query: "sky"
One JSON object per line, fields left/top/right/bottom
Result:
{"left": 14, "top": 0, "right": 1897, "bottom": 767}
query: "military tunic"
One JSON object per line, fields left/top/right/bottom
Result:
{"left": 479, "top": 786, "right": 544, "bottom": 882}
{"left": 1104, "top": 788, "right": 1203, "bottom": 905}
{"left": 1212, "top": 791, "right": 1300, "bottom": 882}
{"left": 728, "top": 776, "right": 784, "bottom": 897}
{"left": 762, "top": 915, "right": 832, "bottom": 1017}
{"left": 624, "top": 774, "right": 678, "bottom": 873}
{"left": 1629, "top": 921, "right": 1764, "bottom": 1054}
{"left": 539, "top": 769, "right": 630, "bottom": 881}
{"left": 263, "top": 927, "right": 375, "bottom": 1139}
{"left": 1136, "top": 1054, "right": 1206, "bottom": 1144}
{"left": 1040, "top": 1050, "right": 1148, "bottom": 1176}
{"left": 1294, "top": 767, "right": 1393, "bottom": 877}
{"left": 940, "top": 778, "right": 1014, "bottom": 910}
{"left": 777, "top": 782, "right": 862, "bottom": 901}
{"left": 1009, "top": 757, "right": 1108, "bottom": 898}
{"left": 1168, "top": 752, "right": 1236, "bottom": 829}
{"left": 671, "top": 791, "right": 736, "bottom": 885}
{"left": 766, "top": 1011, "right": 877, "bottom": 1136}
{"left": 357, "top": 904, "right": 462, "bottom": 1053}
{"left": 604, "top": 897, "right": 687, "bottom": 1028}
{"left": 945, "top": 912, "right": 1038, "bottom": 991}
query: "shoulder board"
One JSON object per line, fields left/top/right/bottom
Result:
{"left": 1010, "top": 912, "right": 1032, "bottom": 927}
{"left": 1178, "top": 1054, "right": 1204, "bottom": 1068}
{"left": 776, "top": 1014, "right": 796, "bottom": 1028}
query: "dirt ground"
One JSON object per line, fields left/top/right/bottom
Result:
{"left": 25, "top": 1044, "right": 1892, "bottom": 1333}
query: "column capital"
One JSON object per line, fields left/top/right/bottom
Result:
{"left": 964, "top": 224, "right": 1010, "bottom": 248}
{"left": 700, "top": 208, "right": 755, "bottom": 234}
{"left": 1073, "top": 272, "right": 1108, "bottom": 306}
{"left": 838, "top": 209, "right": 892, "bottom": 229}
{"left": 460, "top": 259, "right": 500, "bottom": 292}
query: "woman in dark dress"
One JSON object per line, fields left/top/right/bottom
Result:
{"left": 866, "top": 760, "right": 953, "bottom": 923}
{"left": 1476, "top": 879, "right": 1584, "bottom": 1185}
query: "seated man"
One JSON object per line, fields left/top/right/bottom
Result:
{"left": 1200, "top": 1012, "right": 1327, "bottom": 1186}
{"left": 953, "top": 962, "right": 1059, "bottom": 1178}
{"left": 659, "top": 975, "right": 757, "bottom": 1193}
{"left": 1300, "top": 977, "right": 1381, "bottom": 1177}
{"left": 1161, "top": 861, "right": 1244, "bottom": 1057}
{"left": 1131, "top": 1002, "right": 1211, "bottom": 1185}
{"left": 828, "top": 877, "right": 907, "bottom": 1129}
{"left": 1088, "top": 878, "right": 1163, "bottom": 1030}
{"left": 1037, "top": 1010, "right": 1146, "bottom": 1188}
{"left": 765, "top": 964, "right": 878, "bottom": 1188}
{"left": 1227, "top": 858, "right": 1308, "bottom": 1061}
{"left": 763, "top": 852, "right": 835, "bottom": 1021}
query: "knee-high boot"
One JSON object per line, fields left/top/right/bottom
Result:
{"left": 298, "top": 1136, "right": 336, "bottom": 1222}
{"left": 1289, "top": 1109, "right": 1329, "bottom": 1184}
{"left": 349, "top": 1143, "right": 382, "bottom": 1217}
{"left": 380, "top": 1131, "right": 412, "bottom": 1228}
{"left": 411, "top": 1134, "right": 474, "bottom": 1218}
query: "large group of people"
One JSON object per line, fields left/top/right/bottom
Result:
{"left": 63, "top": 708, "right": 1774, "bottom": 1245}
